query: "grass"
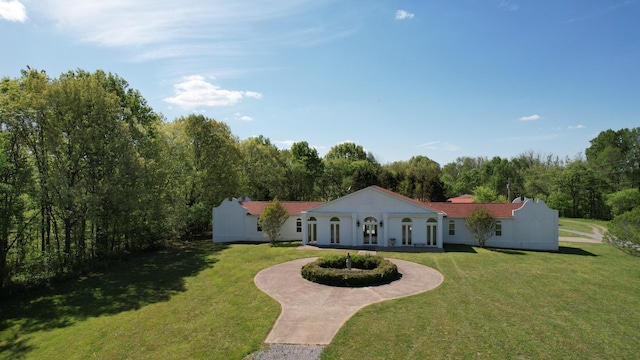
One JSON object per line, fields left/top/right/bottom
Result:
{"left": 2, "top": 240, "right": 639, "bottom": 359}
{"left": 559, "top": 218, "right": 609, "bottom": 238}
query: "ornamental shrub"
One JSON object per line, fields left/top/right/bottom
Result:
{"left": 301, "top": 254, "right": 399, "bottom": 287}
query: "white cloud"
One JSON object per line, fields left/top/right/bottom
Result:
{"left": 164, "top": 75, "right": 262, "bottom": 108}
{"left": 274, "top": 140, "right": 295, "bottom": 149}
{"left": 501, "top": 133, "right": 560, "bottom": 142}
{"left": 417, "top": 141, "right": 460, "bottom": 151}
{"left": 31, "top": 0, "right": 336, "bottom": 49}
{"left": 395, "top": 9, "right": 414, "bottom": 20}
{"left": 568, "top": 125, "right": 585, "bottom": 129}
{"left": 519, "top": 114, "right": 541, "bottom": 121}
{"left": 233, "top": 112, "right": 254, "bottom": 121}
{"left": 0, "top": 0, "right": 27, "bottom": 22}
{"left": 498, "top": 0, "right": 518, "bottom": 11}
{"left": 244, "top": 91, "right": 263, "bottom": 99}
{"left": 417, "top": 141, "right": 439, "bottom": 148}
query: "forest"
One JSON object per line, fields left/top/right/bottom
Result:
{"left": 1, "top": 69, "right": 639, "bottom": 294}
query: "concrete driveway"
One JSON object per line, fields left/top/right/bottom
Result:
{"left": 254, "top": 257, "right": 443, "bottom": 345}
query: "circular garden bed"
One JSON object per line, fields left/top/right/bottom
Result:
{"left": 301, "top": 253, "right": 400, "bottom": 287}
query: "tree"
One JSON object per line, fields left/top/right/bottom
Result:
{"left": 286, "top": 141, "right": 323, "bottom": 200}
{"left": 557, "top": 158, "right": 607, "bottom": 219}
{"left": 0, "top": 68, "right": 170, "bottom": 292}
{"left": 166, "top": 114, "right": 242, "bottom": 236}
{"left": 239, "top": 136, "right": 286, "bottom": 200}
{"left": 603, "top": 207, "right": 640, "bottom": 256}
{"left": 472, "top": 185, "right": 505, "bottom": 203}
{"left": 320, "top": 143, "right": 381, "bottom": 199}
{"left": 465, "top": 207, "right": 497, "bottom": 247}
{"left": 440, "top": 156, "right": 486, "bottom": 197}
{"left": 586, "top": 128, "right": 640, "bottom": 192}
{"left": 606, "top": 189, "right": 640, "bottom": 217}
{"left": 258, "top": 199, "right": 289, "bottom": 246}
{"left": 324, "top": 142, "right": 367, "bottom": 161}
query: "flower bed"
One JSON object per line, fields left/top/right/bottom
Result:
{"left": 301, "top": 253, "right": 399, "bottom": 287}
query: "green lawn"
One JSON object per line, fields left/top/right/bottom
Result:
{"left": 1, "top": 241, "right": 639, "bottom": 359}
{"left": 559, "top": 218, "right": 609, "bottom": 234}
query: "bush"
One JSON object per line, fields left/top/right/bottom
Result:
{"left": 301, "top": 254, "right": 399, "bottom": 287}
{"left": 603, "top": 207, "right": 640, "bottom": 256}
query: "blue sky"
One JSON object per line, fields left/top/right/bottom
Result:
{"left": 2, "top": 1, "right": 639, "bottom": 165}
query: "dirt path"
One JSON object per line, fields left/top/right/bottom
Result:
{"left": 560, "top": 220, "right": 608, "bottom": 243}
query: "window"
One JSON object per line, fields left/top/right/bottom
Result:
{"left": 402, "top": 218, "right": 412, "bottom": 245}
{"left": 363, "top": 217, "right": 378, "bottom": 245}
{"left": 307, "top": 217, "right": 317, "bottom": 243}
{"left": 330, "top": 217, "right": 340, "bottom": 244}
{"left": 495, "top": 221, "right": 502, "bottom": 236}
{"left": 427, "top": 218, "right": 437, "bottom": 246}
{"left": 257, "top": 217, "right": 262, "bottom": 232}
{"left": 448, "top": 220, "right": 455, "bottom": 236}
{"left": 296, "top": 218, "right": 302, "bottom": 233}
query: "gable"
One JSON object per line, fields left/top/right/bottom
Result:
{"left": 307, "top": 186, "right": 442, "bottom": 215}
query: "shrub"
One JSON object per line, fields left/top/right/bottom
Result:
{"left": 301, "top": 254, "right": 399, "bottom": 287}
{"left": 603, "top": 207, "right": 640, "bottom": 256}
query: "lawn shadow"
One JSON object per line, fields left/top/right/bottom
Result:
{"left": 0, "top": 331, "right": 33, "bottom": 360}
{"left": 274, "top": 241, "right": 303, "bottom": 248}
{"left": 443, "top": 244, "right": 478, "bottom": 253}
{"left": 0, "top": 240, "right": 227, "bottom": 359}
{"left": 556, "top": 246, "right": 598, "bottom": 257}
{"left": 488, "top": 248, "right": 527, "bottom": 255}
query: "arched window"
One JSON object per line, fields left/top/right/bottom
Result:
{"left": 330, "top": 217, "right": 340, "bottom": 244}
{"left": 448, "top": 220, "right": 455, "bottom": 236}
{"left": 426, "top": 218, "right": 437, "bottom": 246}
{"left": 402, "top": 218, "right": 412, "bottom": 245}
{"left": 308, "top": 217, "right": 317, "bottom": 243}
{"left": 495, "top": 221, "right": 502, "bottom": 236}
{"left": 296, "top": 218, "right": 302, "bottom": 233}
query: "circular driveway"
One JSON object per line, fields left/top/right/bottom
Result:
{"left": 254, "top": 257, "right": 444, "bottom": 345}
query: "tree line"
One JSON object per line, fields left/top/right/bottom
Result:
{"left": 2, "top": 68, "right": 639, "bottom": 293}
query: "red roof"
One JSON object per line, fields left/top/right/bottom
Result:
{"left": 240, "top": 201, "right": 325, "bottom": 216}
{"left": 424, "top": 202, "right": 524, "bottom": 218}
{"left": 238, "top": 186, "right": 524, "bottom": 219}
{"left": 447, "top": 194, "right": 475, "bottom": 203}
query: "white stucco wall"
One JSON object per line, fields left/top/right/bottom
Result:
{"left": 212, "top": 198, "right": 248, "bottom": 243}
{"left": 304, "top": 188, "right": 443, "bottom": 248}
{"left": 440, "top": 200, "right": 558, "bottom": 251}
{"left": 213, "top": 198, "right": 306, "bottom": 243}
{"left": 441, "top": 217, "right": 515, "bottom": 248}
{"left": 213, "top": 189, "right": 558, "bottom": 251}
{"left": 513, "top": 199, "right": 559, "bottom": 251}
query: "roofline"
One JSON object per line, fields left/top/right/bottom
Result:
{"left": 306, "top": 185, "right": 446, "bottom": 215}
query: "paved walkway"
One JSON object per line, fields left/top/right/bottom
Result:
{"left": 254, "top": 257, "right": 443, "bottom": 345}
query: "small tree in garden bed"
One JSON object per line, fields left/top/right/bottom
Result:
{"left": 465, "top": 207, "right": 497, "bottom": 248}
{"left": 258, "top": 198, "right": 289, "bottom": 246}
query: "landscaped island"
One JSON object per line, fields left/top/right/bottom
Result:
{"left": 301, "top": 253, "right": 399, "bottom": 287}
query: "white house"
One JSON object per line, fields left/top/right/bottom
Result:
{"left": 212, "top": 186, "right": 559, "bottom": 251}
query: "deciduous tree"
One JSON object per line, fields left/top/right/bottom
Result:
{"left": 258, "top": 199, "right": 289, "bottom": 246}
{"left": 465, "top": 208, "right": 497, "bottom": 247}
